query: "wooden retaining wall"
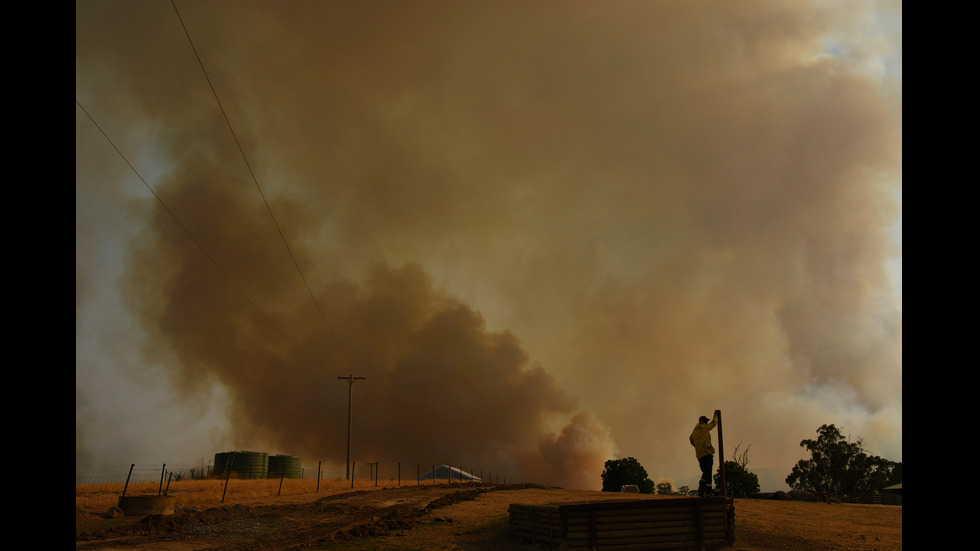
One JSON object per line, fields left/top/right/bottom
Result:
{"left": 509, "top": 496, "right": 734, "bottom": 550}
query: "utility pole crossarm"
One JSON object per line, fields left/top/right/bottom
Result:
{"left": 338, "top": 375, "right": 366, "bottom": 480}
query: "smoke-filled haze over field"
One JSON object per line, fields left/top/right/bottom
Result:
{"left": 76, "top": 0, "right": 901, "bottom": 491}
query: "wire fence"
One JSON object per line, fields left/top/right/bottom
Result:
{"left": 76, "top": 461, "right": 509, "bottom": 487}
{"left": 76, "top": 460, "right": 513, "bottom": 513}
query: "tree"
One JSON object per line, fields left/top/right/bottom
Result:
{"left": 715, "top": 461, "right": 760, "bottom": 497}
{"left": 656, "top": 481, "right": 674, "bottom": 495}
{"left": 786, "top": 424, "right": 899, "bottom": 498}
{"left": 886, "top": 462, "right": 902, "bottom": 487}
{"left": 601, "top": 457, "right": 655, "bottom": 493}
{"left": 713, "top": 442, "right": 760, "bottom": 498}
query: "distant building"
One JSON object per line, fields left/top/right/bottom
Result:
{"left": 417, "top": 464, "right": 482, "bottom": 482}
{"left": 881, "top": 483, "right": 902, "bottom": 505}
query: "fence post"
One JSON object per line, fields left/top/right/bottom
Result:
{"left": 222, "top": 465, "right": 232, "bottom": 503}
{"left": 715, "top": 409, "right": 726, "bottom": 498}
{"left": 121, "top": 464, "right": 134, "bottom": 498}
{"left": 222, "top": 451, "right": 236, "bottom": 504}
{"left": 158, "top": 464, "right": 166, "bottom": 496}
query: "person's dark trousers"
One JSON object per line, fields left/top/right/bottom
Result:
{"left": 698, "top": 454, "right": 713, "bottom": 497}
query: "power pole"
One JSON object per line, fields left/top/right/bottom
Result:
{"left": 338, "top": 374, "right": 366, "bottom": 480}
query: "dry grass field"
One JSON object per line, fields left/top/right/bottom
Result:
{"left": 76, "top": 479, "right": 902, "bottom": 550}
{"left": 76, "top": 476, "right": 358, "bottom": 513}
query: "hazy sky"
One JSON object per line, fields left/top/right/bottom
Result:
{"left": 76, "top": 0, "right": 901, "bottom": 492}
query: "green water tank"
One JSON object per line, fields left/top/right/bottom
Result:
{"left": 268, "top": 454, "right": 303, "bottom": 478}
{"left": 213, "top": 450, "right": 269, "bottom": 478}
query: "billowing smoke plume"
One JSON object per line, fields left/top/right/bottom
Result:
{"left": 104, "top": 145, "right": 617, "bottom": 488}
{"left": 77, "top": 0, "right": 901, "bottom": 490}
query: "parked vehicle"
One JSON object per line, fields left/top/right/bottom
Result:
{"left": 620, "top": 484, "right": 640, "bottom": 493}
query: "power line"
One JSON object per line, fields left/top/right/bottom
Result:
{"left": 76, "top": 99, "right": 296, "bottom": 349}
{"left": 170, "top": 0, "right": 350, "bottom": 366}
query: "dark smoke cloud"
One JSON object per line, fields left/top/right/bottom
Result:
{"left": 76, "top": 0, "right": 900, "bottom": 489}
{"left": 122, "top": 156, "right": 613, "bottom": 487}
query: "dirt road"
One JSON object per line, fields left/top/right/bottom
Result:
{"left": 76, "top": 484, "right": 902, "bottom": 550}
{"left": 77, "top": 484, "right": 499, "bottom": 550}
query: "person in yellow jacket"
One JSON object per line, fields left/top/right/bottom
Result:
{"left": 690, "top": 412, "right": 719, "bottom": 497}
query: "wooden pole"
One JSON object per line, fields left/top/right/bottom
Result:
{"left": 338, "top": 374, "right": 366, "bottom": 480}
{"left": 121, "top": 463, "right": 134, "bottom": 498}
{"left": 222, "top": 452, "right": 235, "bottom": 504}
{"left": 715, "top": 409, "right": 726, "bottom": 497}
{"left": 158, "top": 464, "right": 166, "bottom": 496}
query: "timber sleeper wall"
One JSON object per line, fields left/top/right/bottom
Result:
{"left": 509, "top": 496, "right": 734, "bottom": 550}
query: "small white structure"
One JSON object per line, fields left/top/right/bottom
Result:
{"left": 417, "top": 464, "right": 482, "bottom": 482}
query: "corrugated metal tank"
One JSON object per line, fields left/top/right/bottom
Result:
{"left": 213, "top": 451, "right": 269, "bottom": 478}
{"left": 268, "top": 454, "right": 303, "bottom": 478}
